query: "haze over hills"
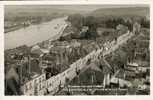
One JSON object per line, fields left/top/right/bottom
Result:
{"left": 5, "top": 5, "right": 149, "bottom": 18}
{"left": 5, "top": 5, "right": 86, "bottom": 19}
{"left": 90, "top": 7, "right": 149, "bottom": 19}
{"left": 5, "top": 5, "right": 149, "bottom": 21}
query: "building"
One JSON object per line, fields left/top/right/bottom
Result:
{"left": 116, "top": 24, "right": 128, "bottom": 35}
{"left": 21, "top": 73, "right": 46, "bottom": 95}
{"left": 96, "top": 27, "right": 115, "bottom": 36}
{"left": 81, "top": 26, "right": 89, "bottom": 33}
{"left": 133, "top": 22, "right": 141, "bottom": 34}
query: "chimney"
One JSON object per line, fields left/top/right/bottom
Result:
{"left": 39, "top": 54, "right": 43, "bottom": 69}
{"left": 28, "top": 55, "right": 31, "bottom": 75}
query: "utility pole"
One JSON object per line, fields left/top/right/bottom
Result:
{"left": 19, "top": 65, "right": 23, "bottom": 85}
{"left": 91, "top": 71, "right": 96, "bottom": 94}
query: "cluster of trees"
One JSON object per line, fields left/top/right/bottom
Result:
{"left": 140, "top": 17, "right": 150, "bottom": 28}
{"left": 67, "top": 14, "right": 128, "bottom": 30}
{"left": 67, "top": 14, "right": 98, "bottom": 39}
{"left": 67, "top": 14, "right": 150, "bottom": 34}
{"left": 67, "top": 14, "right": 84, "bottom": 32}
{"left": 105, "top": 18, "right": 133, "bottom": 31}
{"left": 67, "top": 14, "right": 133, "bottom": 40}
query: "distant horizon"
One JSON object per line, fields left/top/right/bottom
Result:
{"left": 5, "top": 5, "right": 149, "bottom": 12}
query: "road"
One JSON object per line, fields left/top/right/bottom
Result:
{"left": 21, "top": 29, "right": 134, "bottom": 95}
{"left": 5, "top": 16, "right": 68, "bottom": 50}
{"left": 48, "top": 31, "right": 134, "bottom": 95}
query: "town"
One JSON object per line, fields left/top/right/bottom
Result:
{"left": 4, "top": 5, "right": 150, "bottom": 95}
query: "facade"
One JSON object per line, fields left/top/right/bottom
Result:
{"left": 21, "top": 73, "right": 46, "bottom": 95}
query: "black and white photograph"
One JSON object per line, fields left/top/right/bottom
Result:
{"left": 4, "top": 5, "right": 150, "bottom": 96}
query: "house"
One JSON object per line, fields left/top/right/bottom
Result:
{"left": 133, "top": 22, "right": 141, "bottom": 34}
{"left": 96, "top": 27, "right": 115, "bottom": 36}
{"left": 21, "top": 73, "right": 46, "bottom": 95}
{"left": 81, "top": 26, "right": 89, "bottom": 33}
{"left": 116, "top": 24, "right": 129, "bottom": 36}
{"left": 69, "top": 40, "right": 81, "bottom": 48}
{"left": 110, "top": 77, "right": 132, "bottom": 88}
{"left": 31, "top": 45, "right": 49, "bottom": 58}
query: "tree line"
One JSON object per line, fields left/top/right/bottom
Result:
{"left": 67, "top": 13, "right": 150, "bottom": 33}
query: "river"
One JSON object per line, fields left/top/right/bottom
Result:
{"left": 5, "top": 16, "right": 68, "bottom": 50}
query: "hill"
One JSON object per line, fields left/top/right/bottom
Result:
{"left": 4, "top": 5, "right": 86, "bottom": 20}
{"left": 90, "top": 7, "right": 149, "bottom": 19}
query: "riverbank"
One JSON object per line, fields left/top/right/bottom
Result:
{"left": 5, "top": 17, "right": 68, "bottom": 50}
{"left": 5, "top": 24, "right": 29, "bottom": 33}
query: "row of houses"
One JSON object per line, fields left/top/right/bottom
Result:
{"left": 21, "top": 30, "right": 134, "bottom": 95}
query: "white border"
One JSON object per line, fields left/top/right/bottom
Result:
{"left": 0, "top": 2, "right": 4, "bottom": 98}
{"left": 0, "top": 0, "right": 151, "bottom": 5}
{"left": 0, "top": 1, "right": 153, "bottom": 100}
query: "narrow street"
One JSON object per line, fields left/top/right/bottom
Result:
{"left": 46, "top": 31, "right": 134, "bottom": 95}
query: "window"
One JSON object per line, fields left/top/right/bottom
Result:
{"left": 42, "top": 76, "right": 45, "bottom": 81}
{"left": 29, "top": 83, "right": 32, "bottom": 89}
{"left": 42, "top": 83, "right": 45, "bottom": 89}
{"left": 25, "top": 85, "right": 28, "bottom": 92}
{"left": 34, "top": 80, "right": 37, "bottom": 86}
{"left": 39, "top": 78, "right": 41, "bottom": 83}
{"left": 39, "top": 84, "right": 41, "bottom": 91}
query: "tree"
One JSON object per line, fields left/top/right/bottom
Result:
{"left": 140, "top": 17, "right": 150, "bottom": 28}
{"left": 124, "top": 19, "right": 133, "bottom": 31}
{"left": 83, "top": 16, "right": 98, "bottom": 39}
{"left": 110, "top": 49, "right": 127, "bottom": 72}
{"left": 67, "top": 14, "right": 84, "bottom": 31}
